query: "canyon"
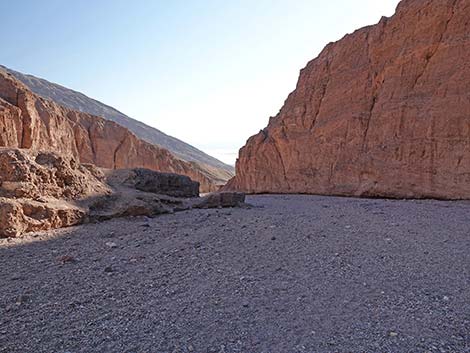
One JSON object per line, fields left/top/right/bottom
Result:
{"left": 0, "top": 69, "right": 221, "bottom": 193}
{"left": 226, "top": 0, "right": 470, "bottom": 199}
{"left": 1, "top": 0, "right": 470, "bottom": 352}
{"left": 0, "top": 64, "right": 234, "bottom": 185}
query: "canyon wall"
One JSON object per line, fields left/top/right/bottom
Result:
{"left": 226, "top": 0, "right": 470, "bottom": 199}
{"left": 0, "top": 64, "right": 235, "bottom": 184}
{"left": 0, "top": 70, "right": 218, "bottom": 192}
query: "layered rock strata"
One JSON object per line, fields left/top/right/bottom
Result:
{"left": 0, "top": 64, "right": 235, "bottom": 183}
{"left": 0, "top": 70, "right": 218, "bottom": 192}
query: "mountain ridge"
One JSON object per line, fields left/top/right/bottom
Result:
{"left": 0, "top": 68, "right": 221, "bottom": 192}
{"left": 0, "top": 64, "right": 234, "bottom": 184}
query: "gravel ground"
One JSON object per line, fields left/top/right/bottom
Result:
{"left": 1, "top": 195, "right": 469, "bottom": 353}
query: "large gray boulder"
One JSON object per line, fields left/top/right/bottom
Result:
{"left": 106, "top": 168, "right": 199, "bottom": 198}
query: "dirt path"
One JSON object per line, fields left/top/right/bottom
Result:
{"left": 1, "top": 195, "right": 469, "bottom": 353}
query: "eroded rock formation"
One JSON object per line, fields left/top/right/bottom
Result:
{"left": 0, "top": 149, "right": 109, "bottom": 237}
{"left": 226, "top": 0, "right": 470, "bottom": 199}
{"left": 0, "top": 70, "right": 219, "bottom": 192}
{"left": 0, "top": 64, "right": 234, "bottom": 184}
{"left": 0, "top": 148, "right": 246, "bottom": 238}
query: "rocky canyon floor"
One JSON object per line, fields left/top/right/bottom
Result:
{"left": 1, "top": 195, "right": 469, "bottom": 353}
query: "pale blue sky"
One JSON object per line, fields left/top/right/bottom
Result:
{"left": 1, "top": 0, "right": 400, "bottom": 164}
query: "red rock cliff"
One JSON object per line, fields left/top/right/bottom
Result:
{"left": 0, "top": 70, "right": 217, "bottom": 192}
{"left": 226, "top": 0, "right": 470, "bottom": 199}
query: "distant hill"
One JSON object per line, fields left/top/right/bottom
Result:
{"left": 0, "top": 65, "right": 234, "bottom": 184}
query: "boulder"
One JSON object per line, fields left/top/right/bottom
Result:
{"left": 0, "top": 148, "right": 105, "bottom": 237}
{"left": 107, "top": 168, "right": 199, "bottom": 198}
{"left": 0, "top": 198, "right": 86, "bottom": 238}
{"left": 0, "top": 148, "right": 199, "bottom": 238}
{"left": 193, "top": 192, "right": 246, "bottom": 209}
{"left": 0, "top": 148, "right": 110, "bottom": 200}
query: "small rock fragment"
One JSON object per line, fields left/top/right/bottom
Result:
{"left": 15, "top": 295, "right": 29, "bottom": 305}
{"left": 58, "top": 255, "right": 75, "bottom": 264}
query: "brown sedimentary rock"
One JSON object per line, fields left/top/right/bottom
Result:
{"left": 0, "top": 198, "right": 87, "bottom": 238}
{"left": 226, "top": 0, "right": 470, "bottom": 199}
{"left": 0, "top": 149, "right": 110, "bottom": 200}
{"left": 1, "top": 64, "right": 234, "bottom": 184}
{"left": 0, "top": 148, "right": 247, "bottom": 238}
{"left": 0, "top": 98, "right": 22, "bottom": 147}
{"left": 0, "top": 148, "right": 108, "bottom": 237}
{"left": 0, "top": 148, "right": 197, "bottom": 237}
{"left": 0, "top": 70, "right": 217, "bottom": 192}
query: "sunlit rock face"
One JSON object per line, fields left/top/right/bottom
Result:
{"left": 0, "top": 148, "right": 108, "bottom": 238}
{"left": 0, "top": 64, "right": 235, "bottom": 187}
{"left": 226, "top": 0, "right": 470, "bottom": 199}
{"left": 0, "top": 148, "right": 199, "bottom": 238}
{"left": 0, "top": 69, "right": 218, "bottom": 192}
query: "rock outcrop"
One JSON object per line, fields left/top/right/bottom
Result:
{"left": 107, "top": 168, "right": 199, "bottom": 198}
{"left": 86, "top": 169, "right": 199, "bottom": 222}
{"left": 0, "top": 69, "right": 218, "bottom": 192}
{"left": 0, "top": 148, "right": 109, "bottom": 237}
{"left": 0, "top": 64, "right": 235, "bottom": 185}
{"left": 0, "top": 148, "right": 245, "bottom": 238}
{"left": 193, "top": 192, "right": 247, "bottom": 209}
{"left": 226, "top": 0, "right": 470, "bottom": 199}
